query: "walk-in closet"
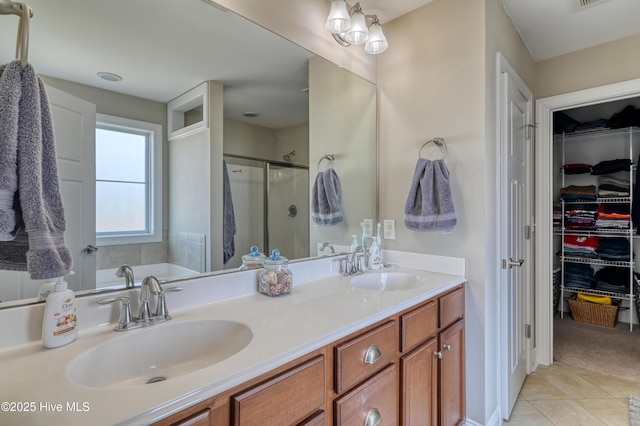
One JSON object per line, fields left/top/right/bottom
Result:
{"left": 552, "top": 97, "right": 640, "bottom": 379}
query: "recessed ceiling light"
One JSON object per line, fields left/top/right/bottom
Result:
{"left": 243, "top": 112, "right": 259, "bottom": 117}
{"left": 97, "top": 72, "right": 122, "bottom": 82}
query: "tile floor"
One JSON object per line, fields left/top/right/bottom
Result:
{"left": 503, "top": 362, "right": 640, "bottom": 425}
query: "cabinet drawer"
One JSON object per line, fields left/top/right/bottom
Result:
{"left": 334, "top": 364, "right": 397, "bottom": 426}
{"left": 439, "top": 287, "right": 464, "bottom": 329}
{"left": 170, "top": 408, "right": 210, "bottom": 426}
{"left": 401, "top": 299, "right": 438, "bottom": 352}
{"left": 232, "top": 355, "right": 325, "bottom": 426}
{"left": 334, "top": 320, "right": 398, "bottom": 393}
{"left": 299, "top": 411, "right": 325, "bottom": 426}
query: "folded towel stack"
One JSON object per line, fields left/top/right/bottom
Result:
{"left": 311, "top": 168, "right": 343, "bottom": 226}
{"left": 404, "top": 158, "right": 457, "bottom": 233}
{"left": 0, "top": 61, "right": 72, "bottom": 279}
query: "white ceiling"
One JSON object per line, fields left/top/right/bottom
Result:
{"left": 1, "top": 0, "right": 638, "bottom": 129}
{"left": 500, "top": 0, "right": 640, "bottom": 61}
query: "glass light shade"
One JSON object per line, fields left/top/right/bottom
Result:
{"left": 325, "top": 0, "right": 351, "bottom": 34}
{"left": 344, "top": 10, "right": 369, "bottom": 45}
{"left": 364, "top": 22, "right": 388, "bottom": 54}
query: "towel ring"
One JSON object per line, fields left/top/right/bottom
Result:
{"left": 317, "top": 154, "right": 334, "bottom": 172}
{"left": 419, "top": 137, "right": 447, "bottom": 160}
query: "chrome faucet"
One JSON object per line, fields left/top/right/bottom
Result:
{"left": 343, "top": 246, "right": 366, "bottom": 276}
{"left": 115, "top": 264, "right": 135, "bottom": 288}
{"left": 98, "top": 274, "right": 183, "bottom": 331}
{"left": 320, "top": 242, "right": 336, "bottom": 256}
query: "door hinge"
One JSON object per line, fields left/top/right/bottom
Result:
{"left": 525, "top": 324, "right": 531, "bottom": 339}
{"left": 524, "top": 225, "right": 531, "bottom": 240}
{"left": 526, "top": 123, "right": 537, "bottom": 140}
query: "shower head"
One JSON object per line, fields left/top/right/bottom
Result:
{"left": 282, "top": 150, "right": 296, "bottom": 162}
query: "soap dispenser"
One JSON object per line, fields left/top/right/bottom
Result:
{"left": 350, "top": 235, "right": 359, "bottom": 252}
{"left": 42, "top": 276, "right": 78, "bottom": 348}
{"left": 361, "top": 222, "right": 368, "bottom": 249}
{"left": 368, "top": 224, "right": 383, "bottom": 270}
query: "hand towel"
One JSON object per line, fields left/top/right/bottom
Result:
{"left": 0, "top": 61, "right": 22, "bottom": 241}
{"left": 404, "top": 158, "right": 457, "bottom": 232}
{"left": 311, "top": 168, "right": 343, "bottom": 226}
{"left": 0, "top": 64, "right": 72, "bottom": 279}
{"left": 222, "top": 161, "right": 236, "bottom": 265}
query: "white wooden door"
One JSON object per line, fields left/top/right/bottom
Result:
{"left": 499, "top": 61, "right": 533, "bottom": 419}
{"left": 46, "top": 86, "right": 96, "bottom": 292}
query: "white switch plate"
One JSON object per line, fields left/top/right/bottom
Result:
{"left": 363, "top": 219, "right": 374, "bottom": 237}
{"left": 383, "top": 220, "right": 396, "bottom": 240}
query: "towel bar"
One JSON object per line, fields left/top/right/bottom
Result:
{"left": 419, "top": 137, "right": 447, "bottom": 159}
{"left": 317, "top": 154, "right": 335, "bottom": 172}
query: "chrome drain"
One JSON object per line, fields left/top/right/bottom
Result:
{"left": 146, "top": 376, "right": 167, "bottom": 384}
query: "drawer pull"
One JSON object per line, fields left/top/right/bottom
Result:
{"left": 364, "top": 344, "right": 382, "bottom": 365}
{"left": 364, "top": 408, "right": 382, "bottom": 426}
{"left": 443, "top": 343, "right": 452, "bottom": 351}
{"left": 434, "top": 351, "right": 443, "bottom": 359}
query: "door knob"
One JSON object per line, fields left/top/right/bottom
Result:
{"left": 502, "top": 258, "right": 524, "bottom": 269}
{"left": 83, "top": 244, "right": 99, "bottom": 254}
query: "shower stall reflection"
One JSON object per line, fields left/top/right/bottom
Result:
{"left": 224, "top": 156, "right": 309, "bottom": 269}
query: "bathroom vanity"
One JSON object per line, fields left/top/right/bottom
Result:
{"left": 0, "top": 251, "right": 465, "bottom": 426}
{"left": 155, "top": 285, "right": 465, "bottom": 426}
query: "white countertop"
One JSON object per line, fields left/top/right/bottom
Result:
{"left": 0, "top": 253, "right": 465, "bottom": 426}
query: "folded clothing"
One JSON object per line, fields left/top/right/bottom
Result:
{"left": 594, "top": 266, "right": 631, "bottom": 294}
{"left": 564, "top": 235, "right": 599, "bottom": 248}
{"left": 561, "top": 163, "right": 592, "bottom": 175}
{"left": 591, "top": 159, "right": 632, "bottom": 175}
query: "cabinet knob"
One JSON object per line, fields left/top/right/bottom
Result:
{"left": 434, "top": 351, "right": 443, "bottom": 359}
{"left": 364, "top": 408, "right": 382, "bottom": 426}
{"left": 364, "top": 344, "right": 382, "bottom": 365}
{"left": 443, "top": 343, "right": 452, "bottom": 351}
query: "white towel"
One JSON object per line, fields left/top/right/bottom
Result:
{"left": 404, "top": 158, "right": 457, "bottom": 232}
{"left": 311, "top": 168, "right": 343, "bottom": 226}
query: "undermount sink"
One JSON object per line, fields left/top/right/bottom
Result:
{"left": 67, "top": 320, "right": 253, "bottom": 388}
{"left": 350, "top": 271, "right": 421, "bottom": 291}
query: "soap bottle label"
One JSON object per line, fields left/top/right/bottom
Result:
{"left": 50, "top": 299, "right": 77, "bottom": 336}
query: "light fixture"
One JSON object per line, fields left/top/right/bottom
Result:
{"left": 97, "top": 71, "right": 122, "bottom": 82}
{"left": 325, "top": 1, "right": 388, "bottom": 54}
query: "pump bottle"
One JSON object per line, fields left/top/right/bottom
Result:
{"left": 42, "top": 276, "right": 78, "bottom": 348}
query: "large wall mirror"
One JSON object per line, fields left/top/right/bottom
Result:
{"left": 0, "top": 0, "right": 377, "bottom": 307}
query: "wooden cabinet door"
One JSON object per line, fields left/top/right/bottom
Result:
{"left": 439, "top": 319, "right": 465, "bottom": 426}
{"left": 400, "top": 338, "right": 438, "bottom": 425}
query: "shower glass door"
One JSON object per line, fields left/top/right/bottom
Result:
{"left": 266, "top": 163, "right": 309, "bottom": 260}
{"left": 224, "top": 156, "right": 309, "bottom": 269}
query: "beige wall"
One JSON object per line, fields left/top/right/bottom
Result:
{"left": 210, "top": 0, "right": 377, "bottom": 83}
{"left": 377, "top": 2, "right": 487, "bottom": 419}
{"left": 309, "top": 55, "right": 377, "bottom": 251}
{"left": 223, "top": 119, "right": 309, "bottom": 165}
{"left": 536, "top": 33, "right": 640, "bottom": 99}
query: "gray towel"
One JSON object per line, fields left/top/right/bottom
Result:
{"left": 311, "top": 168, "right": 343, "bottom": 226}
{"left": 404, "top": 158, "right": 457, "bottom": 232}
{"left": 0, "top": 63, "right": 72, "bottom": 279}
{"left": 222, "top": 161, "right": 236, "bottom": 265}
{"left": 0, "top": 61, "right": 22, "bottom": 241}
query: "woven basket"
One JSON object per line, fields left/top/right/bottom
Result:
{"left": 568, "top": 298, "right": 618, "bottom": 328}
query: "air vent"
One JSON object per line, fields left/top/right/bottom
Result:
{"left": 576, "top": 0, "right": 610, "bottom": 9}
